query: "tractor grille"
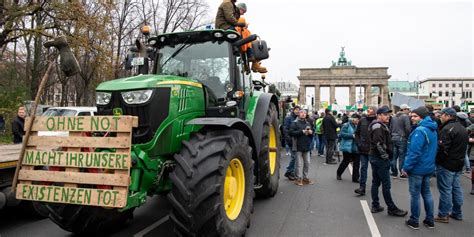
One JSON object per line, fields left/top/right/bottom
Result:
{"left": 97, "top": 88, "right": 171, "bottom": 144}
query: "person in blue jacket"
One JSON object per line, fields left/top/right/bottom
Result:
{"left": 336, "top": 113, "right": 361, "bottom": 182}
{"left": 402, "top": 106, "right": 438, "bottom": 230}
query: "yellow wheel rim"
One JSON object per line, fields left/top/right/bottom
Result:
{"left": 268, "top": 125, "right": 277, "bottom": 175}
{"left": 224, "top": 158, "right": 245, "bottom": 220}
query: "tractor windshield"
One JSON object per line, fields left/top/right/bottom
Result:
{"left": 157, "top": 41, "right": 230, "bottom": 100}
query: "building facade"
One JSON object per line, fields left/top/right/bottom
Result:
{"left": 297, "top": 47, "right": 391, "bottom": 110}
{"left": 420, "top": 77, "right": 474, "bottom": 108}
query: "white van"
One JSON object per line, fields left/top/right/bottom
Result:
{"left": 39, "top": 107, "right": 97, "bottom": 136}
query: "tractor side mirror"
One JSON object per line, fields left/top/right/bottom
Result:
{"left": 44, "top": 36, "right": 80, "bottom": 77}
{"left": 232, "top": 34, "right": 257, "bottom": 48}
{"left": 251, "top": 39, "right": 269, "bottom": 61}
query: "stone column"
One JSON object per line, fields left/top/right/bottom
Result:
{"left": 364, "top": 84, "right": 372, "bottom": 106}
{"left": 314, "top": 85, "right": 321, "bottom": 111}
{"left": 349, "top": 85, "right": 356, "bottom": 106}
{"left": 380, "top": 85, "right": 390, "bottom": 106}
{"left": 330, "top": 85, "right": 336, "bottom": 104}
{"left": 299, "top": 85, "right": 306, "bottom": 105}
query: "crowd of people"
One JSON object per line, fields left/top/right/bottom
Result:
{"left": 282, "top": 104, "right": 474, "bottom": 230}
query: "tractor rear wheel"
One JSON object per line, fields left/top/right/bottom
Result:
{"left": 255, "top": 103, "right": 281, "bottom": 198}
{"left": 44, "top": 204, "right": 134, "bottom": 235}
{"left": 168, "top": 130, "right": 254, "bottom": 236}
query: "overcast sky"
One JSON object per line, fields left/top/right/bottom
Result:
{"left": 207, "top": 0, "right": 473, "bottom": 106}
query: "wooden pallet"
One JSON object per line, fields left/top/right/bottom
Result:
{"left": 15, "top": 116, "right": 138, "bottom": 208}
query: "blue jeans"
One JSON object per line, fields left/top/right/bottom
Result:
{"left": 317, "top": 134, "right": 326, "bottom": 155}
{"left": 408, "top": 174, "right": 434, "bottom": 223}
{"left": 359, "top": 154, "right": 369, "bottom": 190}
{"left": 436, "top": 165, "right": 463, "bottom": 218}
{"left": 391, "top": 138, "right": 407, "bottom": 176}
{"left": 370, "top": 155, "right": 397, "bottom": 210}
{"left": 286, "top": 150, "right": 296, "bottom": 175}
{"left": 313, "top": 135, "right": 319, "bottom": 152}
{"left": 464, "top": 153, "right": 471, "bottom": 171}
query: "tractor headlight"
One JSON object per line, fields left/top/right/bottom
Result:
{"left": 96, "top": 92, "right": 111, "bottom": 105}
{"left": 121, "top": 89, "right": 153, "bottom": 104}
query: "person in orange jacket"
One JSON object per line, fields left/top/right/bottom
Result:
{"left": 235, "top": 3, "right": 267, "bottom": 74}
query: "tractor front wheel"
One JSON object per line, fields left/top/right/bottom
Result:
{"left": 255, "top": 103, "right": 281, "bottom": 198}
{"left": 168, "top": 130, "right": 254, "bottom": 236}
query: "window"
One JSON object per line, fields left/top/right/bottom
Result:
{"left": 446, "top": 84, "right": 449, "bottom": 87}
{"left": 445, "top": 91, "right": 449, "bottom": 97}
{"left": 158, "top": 41, "right": 231, "bottom": 101}
{"left": 452, "top": 83, "right": 456, "bottom": 88}
{"left": 439, "top": 84, "right": 443, "bottom": 88}
{"left": 467, "top": 84, "right": 470, "bottom": 88}
{"left": 432, "top": 83, "right": 436, "bottom": 88}
{"left": 439, "top": 91, "right": 443, "bottom": 97}
{"left": 459, "top": 83, "right": 463, "bottom": 87}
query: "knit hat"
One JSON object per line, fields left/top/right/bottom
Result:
{"left": 411, "top": 106, "right": 429, "bottom": 119}
{"left": 441, "top": 107, "right": 457, "bottom": 116}
{"left": 236, "top": 3, "right": 247, "bottom": 13}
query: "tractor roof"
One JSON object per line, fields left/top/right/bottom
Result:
{"left": 148, "top": 29, "right": 241, "bottom": 48}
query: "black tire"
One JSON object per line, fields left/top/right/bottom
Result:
{"left": 255, "top": 103, "right": 281, "bottom": 198}
{"left": 24, "top": 201, "right": 49, "bottom": 218}
{"left": 168, "top": 130, "right": 254, "bottom": 237}
{"left": 43, "top": 203, "right": 134, "bottom": 235}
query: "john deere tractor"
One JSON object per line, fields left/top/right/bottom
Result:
{"left": 44, "top": 29, "right": 280, "bottom": 236}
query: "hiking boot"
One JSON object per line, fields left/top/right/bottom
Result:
{"left": 284, "top": 172, "right": 296, "bottom": 181}
{"left": 354, "top": 188, "right": 365, "bottom": 196}
{"left": 303, "top": 178, "right": 314, "bottom": 185}
{"left": 406, "top": 219, "right": 420, "bottom": 230}
{"left": 294, "top": 179, "right": 303, "bottom": 186}
{"left": 399, "top": 174, "right": 408, "bottom": 179}
{"left": 327, "top": 160, "right": 337, "bottom": 165}
{"left": 251, "top": 60, "right": 267, "bottom": 73}
{"left": 423, "top": 220, "right": 435, "bottom": 229}
{"left": 371, "top": 206, "right": 384, "bottom": 213}
{"left": 449, "top": 214, "right": 462, "bottom": 221}
{"left": 434, "top": 215, "right": 449, "bottom": 223}
{"left": 388, "top": 208, "right": 408, "bottom": 217}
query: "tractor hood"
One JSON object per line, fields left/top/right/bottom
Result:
{"left": 96, "top": 74, "right": 200, "bottom": 91}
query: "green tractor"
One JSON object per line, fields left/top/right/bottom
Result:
{"left": 45, "top": 29, "right": 281, "bottom": 236}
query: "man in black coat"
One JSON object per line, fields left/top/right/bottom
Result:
{"left": 368, "top": 106, "right": 407, "bottom": 217}
{"left": 322, "top": 108, "right": 339, "bottom": 164}
{"left": 289, "top": 109, "right": 314, "bottom": 186}
{"left": 434, "top": 107, "right": 469, "bottom": 222}
{"left": 354, "top": 106, "right": 377, "bottom": 195}
{"left": 12, "top": 106, "right": 26, "bottom": 144}
{"left": 283, "top": 106, "right": 300, "bottom": 180}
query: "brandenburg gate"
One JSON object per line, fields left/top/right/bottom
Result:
{"left": 298, "top": 47, "right": 391, "bottom": 110}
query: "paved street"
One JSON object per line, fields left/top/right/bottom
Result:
{"left": 1, "top": 152, "right": 473, "bottom": 237}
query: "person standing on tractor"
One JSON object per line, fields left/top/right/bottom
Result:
{"left": 283, "top": 106, "right": 300, "bottom": 180}
{"left": 234, "top": 3, "right": 267, "bottom": 74}
{"left": 289, "top": 109, "right": 315, "bottom": 186}
{"left": 12, "top": 106, "right": 26, "bottom": 144}
{"left": 215, "top": 0, "right": 246, "bottom": 30}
